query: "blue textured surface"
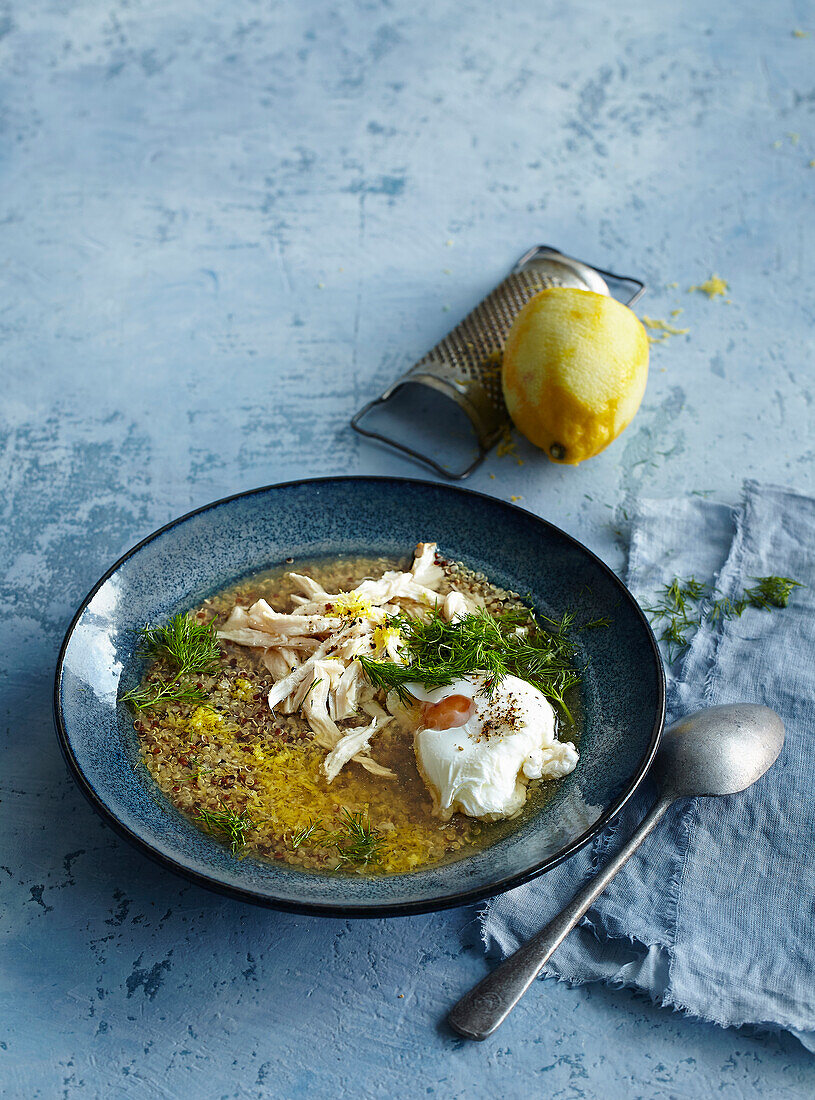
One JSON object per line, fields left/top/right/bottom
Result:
{"left": 56, "top": 478, "right": 662, "bottom": 914}
{"left": 2, "top": 1, "right": 814, "bottom": 1096}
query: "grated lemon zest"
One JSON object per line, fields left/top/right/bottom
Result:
{"left": 232, "top": 677, "right": 255, "bottom": 703}
{"left": 642, "top": 316, "right": 690, "bottom": 336}
{"left": 372, "top": 624, "right": 401, "bottom": 652}
{"left": 496, "top": 426, "right": 519, "bottom": 459}
{"left": 326, "top": 593, "right": 374, "bottom": 619}
{"left": 188, "top": 706, "right": 225, "bottom": 735}
{"left": 688, "top": 275, "right": 728, "bottom": 299}
{"left": 242, "top": 743, "right": 455, "bottom": 872}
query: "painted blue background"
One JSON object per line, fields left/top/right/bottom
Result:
{"left": 2, "top": 1, "right": 814, "bottom": 1096}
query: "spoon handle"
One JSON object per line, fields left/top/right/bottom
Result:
{"left": 448, "top": 794, "right": 674, "bottom": 1041}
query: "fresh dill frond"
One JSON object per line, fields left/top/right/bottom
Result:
{"left": 708, "top": 595, "right": 746, "bottom": 624}
{"left": 676, "top": 577, "right": 707, "bottom": 601}
{"left": 657, "top": 614, "right": 700, "bottom": 661}
{"left": 333, "top": 807, "right": 384, "bottom": 869}
{"left": 122, "top": 678, "right": 208, "bottom": 710}
{"left": 187, "top": 755, "right": 212, "bottom": 780}
{"left": 743, "top": 576, "right": 803, "bottom": 610}
{"left": 355, "top": 655, "right": 416, "bottom": 703}
{"left": 136, "top": 613, "right": 221, "bottom": 675}
{"left": 645, "top": 577, "right": 709, "bottom": 622}
{"left": 197, "top": 804, "right": 254, "bottom": 857}
{"left": 356, "top": 606, "right": 580, "bottom": 715}
{"left": 122, "top": 612, "right": 221, "bottom": 711}
{"left": 581, "top": 616, "right": 612, "bottom": 630}
{"left": 533, "top": 667, "right": 581, "bottom": 723}
{"left": 288, "top": 818, "right": 324, "bottom": 850}
{"left": 284, "top": 809, "right": 384, "bottom": 868}
{"left": 643, "top": 577, "right": 709, "bottom": 660}
{"left": 645, "top": 573, "right": 802, "bottom": 661}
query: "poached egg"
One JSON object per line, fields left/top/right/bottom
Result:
{"left": 411, "top": 674, "right": 579, "bottom": 821}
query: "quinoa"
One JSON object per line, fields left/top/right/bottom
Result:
{"left": 131, "top": 553, "right": 578, "bottom": 875}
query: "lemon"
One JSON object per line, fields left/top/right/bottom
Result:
{"left": 501, "top": 287, "right": 649, "bottom": 465}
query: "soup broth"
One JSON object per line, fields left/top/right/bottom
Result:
{"left": 131, "top": 553, "right": 580, "bottom": 875}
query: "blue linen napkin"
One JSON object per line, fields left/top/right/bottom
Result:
{"left": 481, "top": 481, "right": 815, "bottom": 1050}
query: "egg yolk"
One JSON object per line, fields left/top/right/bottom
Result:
{"left": 421, "top": 694, "right": 475, "bottom": 730}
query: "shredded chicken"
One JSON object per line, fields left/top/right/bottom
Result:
{"left": 411, "top": 541, "right": 445, "bottom": 587}
{"left": 443, "top": 591, "right": 469, "bottom": 623}
{"left": 323, "top": 716, "right": 389, "bottom": 782}
{"left": 217, "top": 542, "right": 478, "bottom": 781}
{"left": 330, "top": 662, "right": 365, "bottom": 722}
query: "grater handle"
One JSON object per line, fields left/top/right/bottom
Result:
{"left": 513, "top": 245, "right": 646, "bottom": 306}
{"left": 350, "top": 389, "right": 489, "bottom": 480}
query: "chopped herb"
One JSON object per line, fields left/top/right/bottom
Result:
{"left": 285, "top": 809, "right": 384, "bottom": 869}
{"left": 301, "top": 677, "right": 323, "bottom": 705}
{"left": 333, "top": 807, "right": 384, "bottom": 869}
{"left": 582, "top": 616, "right": 612, "bottom": 630}
{"left": 743, "top": 576, "right": 803, "bottom": 610}
{"left": 645, "top": 574, "right": 803, "bottom": 661}
{"left": 355, "top": 606, "right": 581, "bottom": 719}
{"left": 122, "top": 613, "right": 221, "bottom": 710}
{"left": 643, "top": 577, "right": 708, "bottom": 660}
{"left": 197, "top": 804, "right": 254, "bottom": 857}
{"left": 188, "top": 756, "right": 212, "bottom": 780}
{"left": 658, "top": 614, "right": 698, "bottom": 657}
{"left": 288, "top": 818, "right": 324, "bottom": 850}
{"left": 708, "top": 595, "right": 746, "bottom": 624}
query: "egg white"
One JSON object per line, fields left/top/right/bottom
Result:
{"left": 410, "top": 674, "right": 579, "bottom": 821}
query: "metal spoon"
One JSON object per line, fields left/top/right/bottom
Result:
{"left": 449, "top": 703, "right": 785, "bottom": 1041}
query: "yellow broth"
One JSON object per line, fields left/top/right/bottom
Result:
{"left": 132, "top": 553, "right": 580, "bottom": 875}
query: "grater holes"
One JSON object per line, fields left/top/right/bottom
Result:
{"left": 400, "top": 267, "right": 590, "bottom": 433}
{"left": 416, "top": 270, "right": 571, "bottom": 409}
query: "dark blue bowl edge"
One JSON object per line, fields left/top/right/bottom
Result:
{"left": 53, "top": 474, "right": 666, "bottom": 918}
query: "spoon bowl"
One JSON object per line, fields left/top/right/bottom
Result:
{"left": 655, "top": 703, "right": 785, "bottom": 799}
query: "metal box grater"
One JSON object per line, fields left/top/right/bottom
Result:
{"left": 351, "top": 246, "right": 645, "bottom": 478}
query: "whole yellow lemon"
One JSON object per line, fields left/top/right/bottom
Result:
{"left": 501, "top": 287, "right": 649, "bottom": 465}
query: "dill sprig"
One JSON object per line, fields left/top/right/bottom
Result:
{"left": 708, "top": 594, "right": 746, "bottom": 624}
{"left": 644, "top": 577, "right": 706, "bottom": 662}
{"left": 187, "top": 755, "right": 212, "bottom": 780}
{"left": 285, "top": 808, "right": 385, "bottom": 869}
{"left": 582, "top": 616, "right": 612, "bottom": 630}
{"left": 333, "top": 808, "right": 384, "bottom": 869}
{"left": 122, "top": 613, "right": 221, "bottom": 710}
{"left": 743, "top": 575, "right": 803, "bottom": 610}
{"left": 136, "top": 614, "right": 221, "bottom": 671}
{"left": 644, "top": 577, "right": 707, "bottom": 623}
{"left": 355, "top": 606, "right": 581, "bottom": 718}
{"left": 122, "top": 679, "right": 211, "bottom": 710}
{"left": 288, "top": 818, "right": 323, "bottom": 850}
{"left": 197, "top": 804, "right": 254, "bottom": 857}
{"left": 645, "top": 574, "right": 803, "bottom": 661}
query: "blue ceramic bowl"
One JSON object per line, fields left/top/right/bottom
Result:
{"left": 55, "top": 477, "right": 664, "bottom": 917}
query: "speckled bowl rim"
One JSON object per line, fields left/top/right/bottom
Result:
{"left": 54, "top": 476, "right": 665, "bottom": 918}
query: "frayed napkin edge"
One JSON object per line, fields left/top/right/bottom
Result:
{"left": 481, "top": 904, "right": 815, "bottom": 1050}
